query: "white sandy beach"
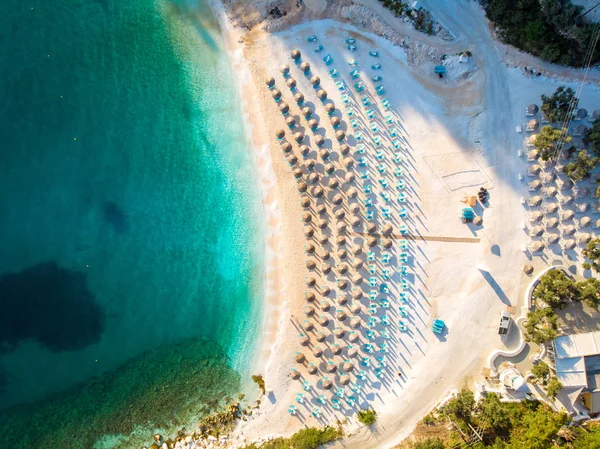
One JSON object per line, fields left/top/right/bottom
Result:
{"left": 211, "top": 1, "right": 600, "bottom": 448}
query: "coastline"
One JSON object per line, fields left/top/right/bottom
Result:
{"left": 210, "top": 0, "right": 291, "bottom": 390}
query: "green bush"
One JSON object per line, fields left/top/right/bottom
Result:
{"left": 251, "top": 374, "right": 266, "bottom": 395}
{"left": 531, "top": 361, "right": 550, "bottom": 381}
{"left": 533, "top": 269, "right": 577, "bottom": 309}
{"left": 241, "top": 427, "right": 342, "bottom": 449}
{"left": 546, "top": 378, "right": 563, "bottom": 399}
{"left": 524, "top": 308, "right": 558, "bottom": 344}
{"left": 357, "top": 408, "right": 378, "bottom": 426}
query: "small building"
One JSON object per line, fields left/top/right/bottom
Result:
{"left": 554, "top": 331, "right": 600, "bottom": 415}
{"left": 589, "top": 109, "right": 600, "bottom": 123}
{"left": 526, "top": 119, "right": 540, "bottom": 132}
{"left": 576, "top": 108, "right": 588, "bottom": 121}
{"left": 573, "top": 124, "right": 588, "bottom": 137}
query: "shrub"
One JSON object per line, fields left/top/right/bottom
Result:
{"left": 357, "top": 409, "right": 378, "bottom": 426}
{"left": 546, "top": 378, "right": 563, "bottom": 399}
{"left": 563, "top": 150, "right": 599, "bottom": 181}
{"left": 442, "top": 388, "right": 475, "bottom": 423}
{"left": 241, "top": 426, "right": 342, "bottom": 449}
{"left": 582, "top": 238, "right": 600, "bottom": 273}
{"left": 533, "top": 269, "right": 577, "bottom": 309}
{"left": 524, "top": 308, "right": 558, "bottom": 344}
{"left": 532, "top": 361, "right": 550, "bottom": 381}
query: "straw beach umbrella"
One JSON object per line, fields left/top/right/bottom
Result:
{"left": 304, "top": 226, "right": 314, "bottom": 237}
{"left": 338, "top": 263, "right": 349, "bottom": 275}
{"left": 347, "top": 187, "right": 358, "bottom": 198}
{"left": 316, "top": 331, "right": 327, "bottom": 342}
{"left": 562, "top": 195, "right": 574, "bottom": 205}
{"left": 343, "top": 362, "right": 354, "bottom": 372}
{"left": 311, "top": 76, "right": 320, "bottom": 87}
{"left": 290, "top": 369, "right": 300, "bottom": 379}
{"left": 322, "top": 251, "right": 331, "bottom": 260}
{"left": 302, "top": 106, "right": 313, "bottom": 118}
{"left": 529, "top": 196, "right": 542, "bottom": 207}
{"left": 304, "top": 306, "right": 315, "bottom": 316}
{"left": 334, "top": 209, "right": 345, "bottom": 220}
{"left": 313, "top": 186, "right": 324, "bottom": 197}
{"left": 315, "top": 135, "right": 325, "bottom": 147}
{"left": 340, "top": 144, "right": 350, "bottom": 155}
{"left": 546, "top": 234, "right": 560, "bottom": 245}
{"left": 336, "top": 130, "right": 346, "bottom": 141}
{"left": 327, "top": 363, "right": 338, "bottom": 373}
{"left": 305, "top": 292, "right": 316, "bottom": 303}
{"left": 305, "top": 243, "right": 316, "bottom": 254}
{"left": 351, "top": 216, "right": 361, "bottom": 227}
{"left": 329, "top": 178, "right": 339, "bottom": 189}
{"left": 337, "top": 249, "right": 347, "bottom": 260}
{"left": 546, "top": 203, "right": 558, "bottom": 213}
{"left": 265, "top": 76, "right": 275, "bottom": 88}
{"left": 350, "top": 302, "right": 361, "bottom": 314}
{"left": 295, "top": 352, "right": 305, "bottom": 363}
{"left": 300, "top": 335, "right": 310, "bottom": 346}
{"left": 368, "top": 236, "right": 377, "bottom": 247}
{"left": 367, "top": 223, "right": 377, "bottom": 234}
{"left": 331, "top": 116, "right": 341, "bottom": 128}
{"left": 279, "top": 102, "right": 289, "bottom": 114}
{"left": 382, "top": 223, "right": 393, "bottom": 236}
{"left": 320, "top": 149, "right": 330, "bottom": 160}
{"left": 281, "top": 64, "right": 290, "bottom": 75}
{"left": 581, "top": 216, "right": 592, "bottom": 228}
{"left": 532, "top": 241, "right": 544, "bottom": 252}
{"left": 337, "top": 279, "right": 348, "bottom": 290}
{"left": 333, "top": 194, "right": 343, "bottom": 205}
{"left": 281, "top": 142, "right": 292, "bottom": 153}
{"left": 302, "top": 212, "right": 312, "bottom": 223}
{"left": 337, "top": 222, "right": 347, "bottom": 234}
{"left": 291, "top": 49, "right": 301, "bottom": 60}
{"left": 304, "top": 321, "right": 314, "bottom": 331}
{"left": 579, "top": 203, "right": 591, "bottom": 213}
{"left": 579, "top": 233, "right": 592, "bottom": 244}
{"left": 313, "top": 347, "right": 323, "bottom": 358}
{"left": 529, "top": 211, "right": 543, "bottom": 222}
{"left": 564, "top": 239, "right": 576, "bottom": 250}
{"left": 350, "top": 317, "right": 361, "bottom": 329}
{"left": 337, "top": 295, "right": 348, "bottom": 306}
{"left": 347, "top": 346, "right": 358, "bottom": 357}
{"left": 275, "top": 128, "right": 285, "bottom": 139}
{"left": 285, "top": 117, "right": 296, "bottom": 128}
{"left": 529, "top": 180, "right": 542, "bottom": 190}
{"left": 345, "top": 172, "right": 356, "bottom": 183}
{"left": 343, "top": 157, "right": 353, "bottom": 168}
{"left": 352, "top": 259, "right": 363, "bottom": 270}
{"left": 294, "top": 92, "right": 305, "bottom": 104}
{"left": 300, "top": 61, "right": 311, "bottom": 73}
{"left": 294, "top": 132, "right": 305, "bottom": 143}
{"left": 332, "top": 345, "right": 342, "bottom": 355}
{"left": 322, "top": 379, "right": 333, "bottom": 390}
{"left": 309, "top": 119, "right": 319, "bottom": 130}
{"left": 300, "top": 145, "right": 310, "bottom": 156}
{"left": 531, "top": 226, "right": 544, "bottom": 237}
{"left": 562, "top": 210, "right": 575, "bottom": 221}
{"left": 307, "top": 364, "right": 318, "bottom": 375}
{"left": 523, "top": 264, "right": 534, "bottom": 275}
{"left": 321, "top": 263, "right": 331, "bottom": 274}
{"left": 351, "top": 244, "right": 362, "bottom": 255}
{"left": 336, "top": 236, "right": 346, "bottom": 247}
{"left": 307, "top": 276, "right": 316, "bottom": 287}
{"left": 382, "top": 238, "right": 393, "bottom": 249}
{"left": 287, "top": 154, "right": 298, "bottom": 165}
{"left": 308, "top": 173, "right": 319, "bottom": 184}
{"left": 321, "top": 286, "right": 331, "bottom": 297}
{"left": 317, "top": 89, "right": 327, "bottom": 100}
{"left": 271, "top": 89, "right": 282, "bottom": 100}
{"left": 352, "top": 289, "right": 363, "bottom": 300}
{"left": 286, "top": 77, "right": 297, "bottom": 89}
{"left": 317, "top": 219, "right": 327, "bottom": 229}
{"left": 319, "top": 315, "right": 330, "bottom": 326}
{"left": 306, "top": 259, "right": 316, "bottom": 270}
{"left": 294, "top": 168, "right": 303, "bottom": 179}
{"left": 547, "top": 217, "right": 559, "bottom": 228}
{"left": 305, "top": 159, "right": 316, "bottom": 171}
{"left": 340, "top": 375, "right": 350, "bottom": 385}
{"left": 325, "top": 103, "right": 335, "bottom": 115}
{"left": 325, "top": 163, "right": 335, "bottom": 174}
{"left": 564, "top": 225, "right": 576, "bottom": 235}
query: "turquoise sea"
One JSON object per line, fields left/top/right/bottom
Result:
{"left": 0, "top": 0, "right": 263, "bottom": 447}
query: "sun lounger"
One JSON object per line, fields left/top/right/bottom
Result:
{"left": 314, "top": 44, "right": 324, "bottom": 52}
{"left": 350, "top": 69, "right": 360, "bottom": 79}
{"left": 347, "top": 44, "right": 357, "bottom": 51}
{"left": 398, "top": 192, "right": 406, "bottom": 202}
{"left": 329, "top": 68, "right": 338, "bottom": 77}
{"left": 372, "top": 63, "right": 382, "bottom": 70}
{"left": 372, "top": 75, "right": 382, "bottom": 81}
{"left": 346, "top": 37, "right": 356, "bottom": 44}
{"left": 323, "top": 54, "right": 333, "bottom": 65}
{"left": 370, "top": 50, "right": 379, "bottom": 57}
{"left": 307, "top": 34, "right": 318, "bottom": 42}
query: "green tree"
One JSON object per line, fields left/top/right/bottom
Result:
{"left": 357, "top": 409, "right": 377, "bottom": 426}
{"left": 582, "top": 238, "right": 600, "bottom": 273}
{"left": 541, "top": 86, "right": 578, "bottom": 123}
{"left": 533, "top": 269, "right": 577, "bottom": 309}
{"left": 412, "top": 438, "right": 445, "bottom": 449}
{"left": 534, "top": 126, "right": 570, "bottom": 160}
{"left": 563, "top": 150, "right": 599, "bottom": 181}
{"left": 584, "top": 118, "right": 600, "bottom": 157}
{"left": 576, "top": 278, "right": 600, "bottom": 308}
{"left": 505, "top": 405, "right": 567, "bottom": 449}
{"left": 442, "top": 388, "right": 475, "bottom": 423}
{"left": 478, "top": 393, "right": 512, "bottom": 435}
{"left": 546, "top": 378, "right": 563, "bottom": 399}
{"left": 572, "top": 425, "right": 600, "bottom": 449}
{"left": 531, "top": 361, "right": 550, "bottom": 381}
{"left": 524, "top": 307, "right": 558, "bottom": 344}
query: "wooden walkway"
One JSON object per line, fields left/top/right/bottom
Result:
{"left": 352, "top": 233, "right": 481, "bottom": 244}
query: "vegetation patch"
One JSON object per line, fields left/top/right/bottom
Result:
{"left": 357, "top": 408, "right": 378, "bottom": 426}
{"left": 251, "top": 374, "right": 266, "bottom": 395}
{"left": 485, "top": 0, "right": 600, "bottom": 67}
{"left": 240, "top": 426, "right": 343, "bottom": 449}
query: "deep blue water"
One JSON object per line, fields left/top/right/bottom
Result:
{"left": 0, "top": 0, "right": 263, "bottom": 446}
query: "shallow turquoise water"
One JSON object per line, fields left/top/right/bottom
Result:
{"left": 0, "top": 0, "right": 262, "bottom": 445}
